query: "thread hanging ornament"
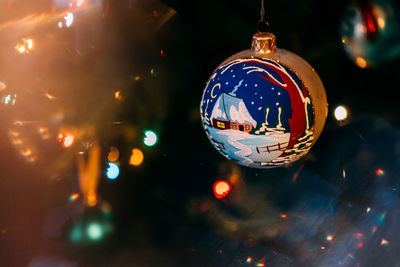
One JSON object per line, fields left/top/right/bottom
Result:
{"left": 200, "top": 1, "right": 327, "bottom": 168}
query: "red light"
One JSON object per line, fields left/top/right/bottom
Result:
{"left": 358, "top": 242, "right": 363, "bottom": 248}
{"left": 213, "top": 180, "right": 231, "bottom": 199}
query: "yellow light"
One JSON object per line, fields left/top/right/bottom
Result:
{"left": 14, "top": 38, "right": 34, "bottom": 54}
{"left": 21, "top": 148, "right": 32, "bottom": 157}
{"left": 63, "top": 134, "right": 74, "bottom": 148}
{"left": 129, "top": 148, "right": 144, "bottom": 166}
{"left": 334, "top": 105, "right": 348, "bottom": 121}
{"left": 0, "top": 81, "right": 6, "bottom": 91}
{"left": 114, "top": 90, "right": 122, "bottom": 100}
{"left": 12, "top": 138, "right": 23, "bottom": 145}
{"left": 15, "top": 44, "right": 25, "bottom": 54}
{"left": 355, "top": 57, "right": 367, "bottom": 68}
{"left": 326, "top": 235, "right": 334, "bottom": 241}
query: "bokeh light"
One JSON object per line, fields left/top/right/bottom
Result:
{"left": 143, "top": 130, "right": 158, "bottom": 147}
{"left": 107, "top": 146, "right": 120, "bottom": 162}
{"left": 106, "top": 162, "right": 120, "bottom": 180}
{"left": 213, "top": 180, "right": 231, "bottom": 199}
{"left": 87, "top": 222, "right": 103, "bottom": 241}
{"left": 334, "top": 105, "right": 349, "bottom": 121}
{"left": 58, "top": 132, "right": 75, "bottom": 148}
{"left": 0, "top": 81, "right": 6, "bottom": 91}
{"left": 129, "top": 148, "right": 144, "bottom": 166}
{"left": 14, "top": 38, "right": 34, "bottom": 54}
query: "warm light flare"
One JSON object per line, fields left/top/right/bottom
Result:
{"left": 213, "top": 180, "right": 231, "bottom": 199}
{"left": 58, "top": 132, "right": 75, "bottom": 148}
{"left": 15, "top": 38, "right": 34, "bottom": 54}
{"left": 334, "top": 105, "right": 348, "bottom": 121}
{"left": 355, "top": 56, "right": 367, "bottom": 68}
{"left": 129, "top": 148, "right": 144, "bottom": 166}
{"left": 78, "top": 143, "right": 100, "bottom": 207}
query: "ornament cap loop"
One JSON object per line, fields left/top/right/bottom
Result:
{"left": 251, "top": 32, "right": 276, "bottom": 54}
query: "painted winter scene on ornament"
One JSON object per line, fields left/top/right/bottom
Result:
{"left": 201, "top": 58, "right": 315, "bottom": 168}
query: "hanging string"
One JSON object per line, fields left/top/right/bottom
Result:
{"left": 257, "top": 0, "right": 270, "bottom": 32}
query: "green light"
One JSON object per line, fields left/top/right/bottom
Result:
{"left": 87, "top": 222, "right": 103, "bottom": 241}
{"left": 143, "top": 130, "right": 157, "bottom": 146}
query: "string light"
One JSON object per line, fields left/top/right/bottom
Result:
{"left": 213, "top": 180, "right": 231, "bottom": 199}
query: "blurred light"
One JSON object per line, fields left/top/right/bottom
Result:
{"left": 367, "top": 207, "right": 371, "bottom": 213}
{"left": 87, "top": 222, "right": 103, "bottom": 241}
{"left": 150, "top": 68, "right": 155, "bottom": 76}
{"left": 380, "top": 239, "right": 389, "bottom": 245}
{"left": 0, "top": 81, "right": 6, "bottom": 91}
{"left": 321, "top": 246, "right": 326, "bottom": 250}
{"left": 334, "top": 105, "right": 348, "bottom": 121}
{"left": 58, "top": 132, "right": 75, "bottom": 148}
{"left": 21, "top": 148, "right": 32, "bottom": 157}
{"left": 15, "top": 38, "right": 34, "bottom": 54}
{"left": 280, "top": 214, "right": 287, "bottom": 218}
{"left": 129, "top": 148, "right": 144, "bottom": 166}
{"left": 9, "top": 130, "right": 19, "bottom": 137}
{"left": 326, "top": 235, "right": 334, "bottom": 241}
{"left": 355, "top": 56, "right": 367, "bottom": 68}
{"left": 107, "top": 146, "right": 119, "bottom": 162}
{"left": 246, "top": 257, "right": 252, "bottom": 263}
{"left": 133, "top": 75, "right": 141, "bottom": 81}
{"left": 78, "top": 143, "right": 100, "bottom": 207}
{"left": 143, "top": 130, "right": 157, "bottom": 146}
{"left": 76, "top": 0, "right": 88, "bottom": 8}
{"left": 358, "top": 242, "right": 363, "bottom": 248}
{"left": 213, "top": 180, "right": 231, "bottom": 199}
{"left": 1, "top": 94, "right": 17, "bottom": 105}
{"left": 106, "top": 162, "right": 119, "bottom": 180}
{"left": 114, "top": 90, "right": 122, "bottom": 100}
{"left": 69, "top": 193, "right": 79, "bottom": 202}
{"left": 372, "top": 226, "right": 377, "bottom": 233}
{"left": 375, "top": 168, "right": 385, "bottom": 176}
{"left": 64, "top": 12, "right": 74, "bottom": 27}
{"left": 356, "top": 233, "right": 363, "bottom": 237}
{"left": 45, "top": 92, "right": 57, "bottom": 100}
{"left": 256, "top": 263, "right": 265, "bottom": 267}
{"left": 11, "top": 138, "right": 23, "bottom": 145}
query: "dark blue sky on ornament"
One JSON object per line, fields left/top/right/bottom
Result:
{"left": 201, "top": 58, "right": 313, "bottom": 133}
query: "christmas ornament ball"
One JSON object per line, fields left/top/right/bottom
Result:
{"left": 200, "top": 32, "right": 328, "bottom": 168}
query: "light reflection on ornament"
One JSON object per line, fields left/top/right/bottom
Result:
{"left": 129, "top": 148, "right": 144, "bottom": 166}
{"left": 14, "top": 38, "right": 34, "bottom": 54}
{"left": 213, "top": 180, "right": 231, "bottom": 199}
{"left": 0, "top": 81, "right": 6, "bottom": 91}
{"left": 143, "top": 130, "right": 157, "bottom": 146}
{"left": 58, "top": 132, "right": 75, "bottom": 148}
{"left": 106, "top": 162, "right": 119, "bottom": 180}
{"left": 114, "top": 90, "right": 122, "bottom": 100}
{"left": 1, "top": 94, "right": 17, "bottom": 105}
{"left": 334, "top": 105, "right": 349, "bottom": 121}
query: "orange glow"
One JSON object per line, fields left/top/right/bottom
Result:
{"left": 326, "top": 235, "right": 334, "bottom": 241}
{"left": 114, "top": 90, "right": 122, "bottom": 100}
{"left": 355, "top": 57, "right": 367, "bottom": 68}
{"left": 69, "top": 193, "right": 79, "bottom": 201}
{"left": 21, "top": 148, "right": 32, "bottom": 156}
{"left": 280, "top": 214, "right": 287, "bottom": 218}
{"left": 129, "top": 148, "right": 144, "bottom": 166}
{"left": 321, "top": 246, "right": 326, "bottom": 250}
{"left": 107, "top": 146, "right": 120, "bottom": 162}
{"left": 12, "top": 138, "right": 23, "bottom": 145}
{"left": 78, "top": 143, "right": 100, "bottom": 207}
{"left": 256, "top": 263, "right": 265, "bottom": 267}
{"left": 246, "top": 257, "right": 252, "bottom": 263}
{"left": 375, "top": 168, "right": 385, "bottom": 176}
{"left": 15, "top": 38, "right": 34, "bottom": 54}
{"left": 213, "top": 180, "right": 231, "bottom": 199}
{"left": 58, "top": 132, "right": 75, "bottom": 148}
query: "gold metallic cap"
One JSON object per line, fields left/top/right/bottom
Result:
{"left": 251, "top": 32, "right": 276, "bottom": 54}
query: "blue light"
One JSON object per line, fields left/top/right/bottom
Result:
{"left": 106, "top": 162, "right": 119, "bottom": 180}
